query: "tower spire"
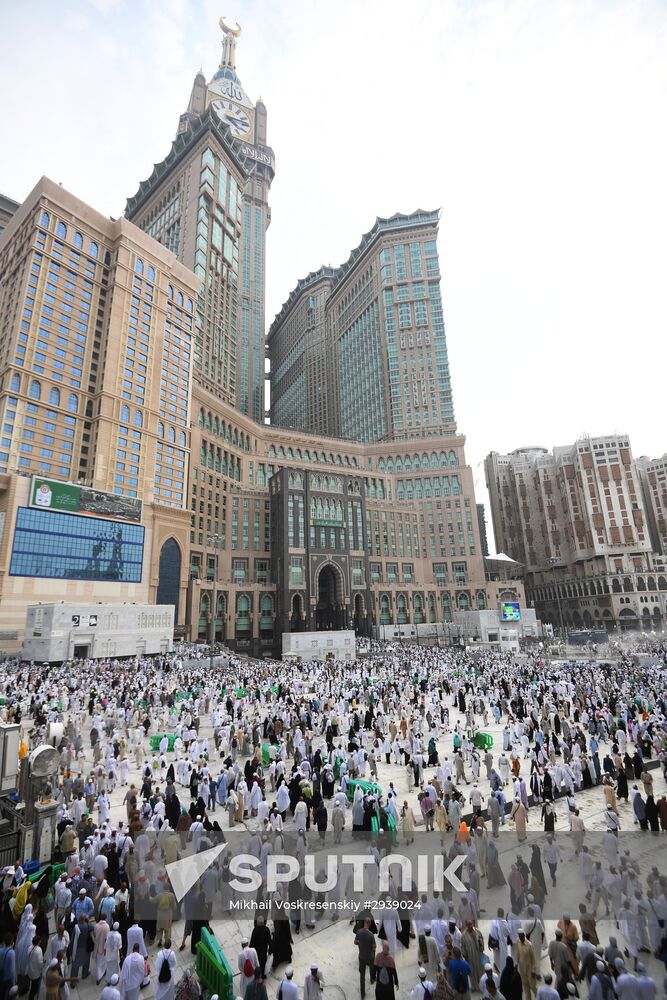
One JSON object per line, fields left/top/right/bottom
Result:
{"left": 219, "top": 16, "right": 241, "bottom": 70}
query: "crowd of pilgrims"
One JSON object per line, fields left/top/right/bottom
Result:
{"left": 0, "top": 637, "right": 664, "bottom": 1000}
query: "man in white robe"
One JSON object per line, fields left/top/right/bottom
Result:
{"left": 119, "top": 945, "right": 145, "bottom": 1000}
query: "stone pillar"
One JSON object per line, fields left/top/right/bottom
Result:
{"left": 33, "top": 800, "right": 58, "bottom": 862}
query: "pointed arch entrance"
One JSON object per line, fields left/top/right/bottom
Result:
{"left": 290, "top": 593, "right": 305, "bottom": 632}
{"left": 315, "top": 562, "right": 345, "bottom": 630}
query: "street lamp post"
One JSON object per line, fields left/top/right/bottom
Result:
{"left": 207, "top": 533, "right": 220, "bottom": 675}
{"left": 548, "top": 556, "right": 565, "bottom": 640}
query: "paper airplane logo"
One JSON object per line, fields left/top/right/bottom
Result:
{"left": 166, "top": 842, "right": 227, "bottom": 901}
{"left": 443, "top": 856, "right": 466, "bottom": 893}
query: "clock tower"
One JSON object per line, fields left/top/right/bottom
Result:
{"left": 172, "top": 18, "right": 275, "bottom": 423}
{"left": 206, "top": 18, "right": 255, "bottom": 141}
{"left": 206, "top": 19, "right": 274, "bottom": 423}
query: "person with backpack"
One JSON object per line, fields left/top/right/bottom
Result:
{"left": 275, "top": 966, "right": 298, "bottom": 1000}
{"left": 155, "top": 938, "right": 176, "bottom": 1000}
{"left": 26, "top": 937, "right": 43, "bottom": 1000}
{"left": 587, "top": 960, "right": 616, "bottom": 1000}
{"left": 238, "top": 937, "right": 259, "bottom": 998}
{"left": 244, "top": 967, "right": 268, "bottom": 1000}
{"left": 447, "top": 947, "right": 472, "bottom": 999}
{"left": 373, "top": 941, "right": 397, "bottom": 1000}
{"left": 410, "top": 967, "right": 434, "bottom": 1000}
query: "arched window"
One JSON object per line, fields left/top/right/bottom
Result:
{"left": 413, "top": 594, "right": 424, "bottom": 623}
{"left": 29, "top": 379, "right": 41, "bottom": 399}
{"left": 134, "top": 410, "right": 143, "bottom": 428}
{"left": 147, "top": 265, "right": 156, "bottom": 282}
{"left": 168, "top": 285, "right": 174, "bottom": 300}
{"left": 120, "top": 404, "right": 130, "bottom": 422}
{"left": 73, "top": 232, "right": 83, "bottom": 249}
{"left": 89, "top": 241, "right": 98, "bottom": 259}
{"left": 168, "top": 426, "right": 175, "bottom": 443}
{"left": 186, "top": 298, "right": 193, "bottom": 312}
{"left": 177, "top": 291, "right": 184, "bottom": 307}
{"left": 68, "top": 393, "right": 78, "bottom": 413}
{"left": 179, "top": 431, "right": 186, "bottom": 446}
{"left": 49, "top": 387, "right": 60, "bottom": 405}
{"left": 39, "top": 211, "right": 49, "bottom": 227}
{"left": 458, "top": 592, "right": 470, "bottom": 610}
{"left": 135, "top": 258, "right": 144, "bottom": 275}
{"left": 55, "top": 221, "right": 67, "bottom": 239}
{"left": 157, "top": 422, "right": 164, "bottom": 438}
{"left": 156, "top": 538, "right": 181, "bottom": 621}
{"left": 10, "top": 372, "right": 20, "bottom": 392}
{"left": 104, "top": 250, "right": 111, "bottom": 266}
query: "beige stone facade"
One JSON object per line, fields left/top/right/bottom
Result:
{"left": 185, "top": 393, "right": 524, "bottom": 656}
{"left": 637, "top": 453, "right": 667, "bottom": 556}
{"left": 0, "top": 179, "right": 198, "bottom": 653}
{"left": 485, "top": 437, "right": 665, "bottom": 633}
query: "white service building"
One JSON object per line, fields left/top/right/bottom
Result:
{"left": 455, "top": 606, "right": 541, "bottom": 650}
{"left": 282, "top": 629, "right": 356, "bottom": 663}
{"left": 22, "top": 603, "right": 174, "bottom": 661}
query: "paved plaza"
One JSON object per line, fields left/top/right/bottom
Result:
{"left": 5, "top": 643, "right": 664, "bottom": 1000}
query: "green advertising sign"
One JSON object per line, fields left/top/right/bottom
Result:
{"left": 30, "top": 477, "right": 142, "bottom": 523}
{"left": 32, "top": 479, "right": 80, "bottom": 513}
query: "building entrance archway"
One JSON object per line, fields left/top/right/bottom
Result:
{"left": 316, "top": 563, "right": 345, "bottom": 630}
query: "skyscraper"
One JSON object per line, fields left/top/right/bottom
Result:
{"left": 0, "top": 176, "right": 198, "bottom": 505}
{"left": 126, "top": 18, "right": 274, "bottom": 422}
{"left": 267, "top": 267, "right": 334, "bottom": 435}
{"left": 268, "top": 211, "right": 455, "bottom": 442}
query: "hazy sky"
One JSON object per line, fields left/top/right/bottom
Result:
{"left": 1, "top": 0, "right": 666, "bottom": 550}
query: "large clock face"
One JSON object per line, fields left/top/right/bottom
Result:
{"left": 212, "top": 100, "right": 251, "bottom": 139}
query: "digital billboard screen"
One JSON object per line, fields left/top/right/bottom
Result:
{"left": 500, "top": 601, "right": 521, "bottom": 622}
{"left": 10, "top": 507, "right": 144, "bottom": 583}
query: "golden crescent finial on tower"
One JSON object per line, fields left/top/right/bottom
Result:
{"left": 219, "top": 16, "right": 241, "bottom": 37}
